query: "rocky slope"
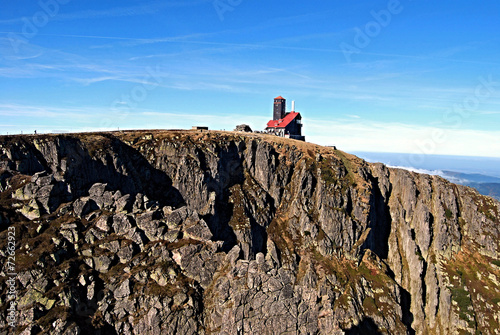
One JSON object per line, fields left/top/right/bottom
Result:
{"left": 0, "top": 130, "right": 499, "bottom": 334}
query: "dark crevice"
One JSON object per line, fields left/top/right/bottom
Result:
{"left": 401, "top": 287, "right": 416, "bottom": 335}
{"left": 421, "top": 258, "right": 428, "bottom": 308}
{"left": 361, "top": 173, "right": 392, "bottom": 260}
{"left": 344, "top": 317, "right": 382, "bottom": 335}
{"left": 204, "top": 142, "right": 245, "bottom": 252}
{"left": 428, "top": 213, "right": 434, "bottom": 242}
{"left": 249, "top": 217, "right": 268, "bottom": 255}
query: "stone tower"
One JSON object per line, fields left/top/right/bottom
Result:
{"left": 273, "top": 96, "right": 286, "bottom": 120}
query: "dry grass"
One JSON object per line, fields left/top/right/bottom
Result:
{"left": 443, "top": 248, "right": 500, "bottom": 333}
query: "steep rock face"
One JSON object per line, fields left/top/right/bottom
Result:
{"left": 0, "top": 130, "right": 499, "bottom": 335}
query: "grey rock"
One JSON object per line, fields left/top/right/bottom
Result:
{"left": 226, "top": 245, "right": 241, "bottom": 266}
{"left": 136, "top": 210, "right": 165, "bottom": 241}
{"left": 115, "top": 194, "right": 133, "bottom": 213}
{"left": 2, "top": 131, "right": 499, "bottom": 335}
{"left": 117, "top": 242, "right": 136, "bottom": 263}
{"left": 89, "top": 182, "right": 107, "bottom": 198}
{"left": 133, "top": 193, "right": 145, "bottom": 212}
{"left": 101, "top": 240, "right": 120, "bottom": 253}
{"left": 92, "top": 254, "right": 114, "bottom": 273}
{"left": 60, "top": 224, "right": 79, "bottom": 244}
{"left": 95, "top": 214, "right": 111, "bottom": 232}
{"left": 32, "top": 172, "right": 54, "bottom": 187}
{"left": 18, "top": 199, "right": 41, "bottom": 220}
{"left": 73, "top": 197, "right": 97, "bottom": 218}
{"left": 166, "top": 206, "right": 189, "bottom": 229}
{"left": 88, "top": 183, "right": 107, "bottom": 208}
{"left": 114, "top": 279, "right": 130, "bottom": 299}
{"left": 112, "top": 213, "right": 134, "bottom": 236}
{"left": 85, "top": 228, "right": 107, "bottom": 244}
{"left": 164, "top": 229, "right": 180, "bottom": 243}
{"left": 234, "top": 124, "right": 252, "bottom": 132}
{"left": 184, "top": 218, "right": 213, "bottom": 241}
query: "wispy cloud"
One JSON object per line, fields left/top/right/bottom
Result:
{"left": 306, "top": 118, "right": 500, "bottom": 158}
{"left": 0, "top": 103, "right": 104, "bottom": 118}
{"left": 478, "top": 111, "right": 500, "bottom": 115}
{"left": 0, "top": 1, "right": 212, "bottom": 25}
{"left": 2, "top": 100, "right": 499, "bottom": 158}
{"left": 385, "top": 165, "right": 470, "bottom": 184}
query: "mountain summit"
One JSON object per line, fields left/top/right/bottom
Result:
{"left": 0, "top": 130, "right": 499, "bottom": 334}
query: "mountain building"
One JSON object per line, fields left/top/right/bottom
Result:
{"left": 266, "top": 96, "right": 305, "bottom": 141}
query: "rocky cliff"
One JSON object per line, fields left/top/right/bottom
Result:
{"left": 0, "top": 130, "right": 499, "bottom": 334}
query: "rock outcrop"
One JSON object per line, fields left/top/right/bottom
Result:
{"left": 234, "top": 124, "right": 253, "bottom": 133}
{"left": 0, "top": 130, "right": 499, "bottom": 334}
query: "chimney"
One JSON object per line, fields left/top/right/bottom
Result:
{"left": 292, "top": 100, "right": 295, "bottom": 112}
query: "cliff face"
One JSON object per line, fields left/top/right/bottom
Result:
{"left": 0, "top": 130, "right": 499, "bottom": 335}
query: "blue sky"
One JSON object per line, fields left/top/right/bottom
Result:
{"left": 1, "top": 0, "right": 500, "bottom": 157}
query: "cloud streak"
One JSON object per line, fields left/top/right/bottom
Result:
{"left": 306, "top": 118, "right": 500, "bottom": 158}
{"left": 0, "top": 1, "right": 212, "bottom": 25}
{"left": 385, "top": 165, "right": 469, "bottom": 184}
{"left": 2, "top": 101, "right": 499, "bottom": 158}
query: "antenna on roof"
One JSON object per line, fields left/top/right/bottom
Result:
{"left": 291, "top": 100, "right": 295, "bottom": 112}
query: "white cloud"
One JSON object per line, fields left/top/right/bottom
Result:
{"left": 305, "top": 118, "right": 500, "bottom": 158}
{"left": 0, "top": 1, "right": 212, "bottom": 25}
{"left": 1, "top": 101, "right": 498, "bottom": 159}
{"left": 385, "top": 165, "right": 469, "bottom": 184}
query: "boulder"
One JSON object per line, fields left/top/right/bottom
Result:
{"left": 113, "top": 279, "right": 130, "bottom": 300}
{"left": 12, "top": 182, "right": 38, "bottom": 201}
{"left": 184, "top": 218, "right": 213, "bottom": 242}
{"left": 115, "top": 194, "right": 133, "bottom": 213}
{"left": 93, "top": 254, "right": 114, "bottom": 273}
{"left": 88, "top": 183, "right": 108, "bottom": 208}
{"left": 31, "top": 171, "right": 54, "bottom": 187}
{"left": 95, "top": 215, "right": 111, "bottom": 232}
{"left": 35, "top": 184, "right": 54, "bottom": 213}
{"left": 19, "top": 199, "right": 42, "bottom": 220}
{"left": 112, "top": 214, "right": 134, "bottom": 236}
{"left": 234, "top": 124, "right": 253, "bottom": 132}
{"left": 117, "top": 242, "right": 135, "bottom": 263}
{"left": 73, "top": 197, "right": 98, "bottom": 218}
{"left": 132, "top": 193, "right": 145, "bottom": 213}
{"left": 136, "top": 211, "right": 166, "bottom": 241}
{"left": 166, "top": 206, "right": 190, "bottom": 229}
{"left": 60, "top": 223, "right": 79, "bottom": 244}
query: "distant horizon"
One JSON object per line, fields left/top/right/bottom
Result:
{"left": 2, "top": 127, "right": 500, "bottom": 162}
{"left": 352, "top": 150, "right": 500, "bottom": 178}
{"left": 352, "top": 150, "right": 500, "bottom": 161}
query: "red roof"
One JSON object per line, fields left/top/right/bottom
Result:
{"left": 266, "top": 112, "right": 300, "bottom": 128}
{"left": 274, "top": 96, "right": 285, "bottom": 100}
